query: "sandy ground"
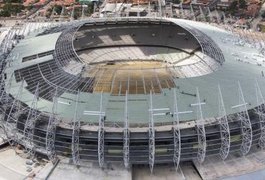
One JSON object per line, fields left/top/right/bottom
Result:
{"left": 0, "top": 148, "right": 51, "bottom": 180}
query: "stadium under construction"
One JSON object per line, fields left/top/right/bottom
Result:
{"left": 1, "top": 17, "right": 265, "bottom": 178}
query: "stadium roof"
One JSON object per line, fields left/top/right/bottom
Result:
{"left": 5, "top": 18, "right": 265, "bottom": 124}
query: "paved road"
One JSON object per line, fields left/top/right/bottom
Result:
{"left": 223, "top": 168, "right": 265, "bottom": 180}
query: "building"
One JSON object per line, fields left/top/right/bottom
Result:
{"left": 1, "top": 17, "right": 265, "bottom": 178}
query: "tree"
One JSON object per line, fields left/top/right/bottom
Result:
{"left": 239, "top": 0, "right": 247, "bottom": 9}
{"left": 27, "top": 4, "right": 34, "bottom": 11}
{"left": 46, "top": 8, "right": 52, "bottom": 18}
{"left": 262, "top": 11, "right": 265, "bottom": 19}
{"left": 53, "top": 5, "right": 63, "bottom": 15}
{"left": 229, "top": 1, "right": 238, "bottom": 15}
{"left": 0, "top": 2, "right": 24, "bottom": 17}
{"left": 0, "top": 9, "right": 11, "bottom": 17}
{"left": 172, "top": 0, "right": 180, "bottom": 4}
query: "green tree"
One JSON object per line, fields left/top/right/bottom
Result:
{"left": 27, "top": 4, "right": 34, "bottom": 11}
{"left": 0, "top": 9, "right": 11, "bottom": 17}
{"left": 261, "top": 11, "right": 265, "bottom": 19}
{"left": 172, "top": 0, "right": 180, "bottom": 4}
{"left": 3, "top": 0, "right": 23, "bottom": 3}
{"left": 239, "top": 0, "right": 247, "bottom": 9}
{"left": 53, "top": 5, "right": 62, "bottom": 15}
{"left": 229, "top": 1, "right": 238, "bottom": 15}
{"left": 0, "top": 1, "right": 24, "bottom": 17}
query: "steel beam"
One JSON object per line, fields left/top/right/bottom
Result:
{"left": 59, "top": 6, "right": 65, "bottom": 23}
{"left": 142, "top": 72, "right": 146, "bottom": 94}
{"left": 199, "top": 6, "right": 206, "bottom": 22}
{"left": 172, "top": 90, "right": 181, "bottom": 169}
{"left": 6, "top": 80, "right": 24, "bottom": 143}
{"left": 72, "top": 91, "right": 80, "bottom": 165}
{"left": 194, "top": 87, "right": 206, "bottom": 164}
{"left": 255, "top": 80, "right": 265, "bottom": 148}
{"left": 218, "top": 85, "right": 230, "bottom": 160}
{"left": 81, "top": 5, "right": 85, "bottom": 19}
{"left": 180, "top": 3, "right": 184, "bottom": 18}
{"left": 154, "top": 69, "right": 162, "bottom": 92}
{"left": 149, "top": 91, "right": 155, "bottom": 173}
{"left": 7, "top": 80, "right": 24, "bottom": 122}
{"left": 46, "top": 88, "right": 58, "bottom": 163}
{"left": 0, "top": 73, "right": 13, "bottom": 107}
{"left": 23, "top": 83, "right": 39, "bottom": 158}
{"left": 98, "top": 92, "right": 105, "bottom": 168}
{"left": 234, "top": 82, "right": 252, "bottom": 155}
{"left": 207, "top": 7, "right": 212, "bottom": 22}
{"left": 190, "top": 3, "right": 196, "bottom": 21}
{"left": 0, "top": 81, "right": 6, "bottom": 101}
{"left": 123, "top": 91, "right": 130, "bottom": 169}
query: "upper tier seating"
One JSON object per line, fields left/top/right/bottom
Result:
{"left": 74, "top": 24, "right": 200, "bottom": 54}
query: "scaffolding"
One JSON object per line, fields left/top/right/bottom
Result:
{"left": 6, "top": 80, "right": 24, "bottom": 143}
{"left": 98, "top": 92, "right": 105, "bottom": 168}
{"left": 231, "top": 82, "right": 252, "bottom": 156}
{"left": 123, "top": 91, "right": 130, "bottom": 169}
{"left": 148, "top": 91, "right": 155, "bottom": 173}
{"left": 173, "top": 90, "right": 181, "bottom": 169}
{"left": 72, "top": 91, "right": 80, "bottom": 165}
{"left": 23, "top": 83, "right": 39, "bottom": 158}
{"left": 0, "top": 74, "right": 13, "bottom": 110}
{"left": 1, "top": 17, "right": 264, "bottom": 169}
{"left": 46, "top": 88, "right": 58, "bottom": 163}
{"left": 218, "top": 85, "right": 230, "bottom": 160}
{"left": 191, "top": 87, "right": 206, "bottom": 164}
{"left": 177, "top": 22, "right": 225, "bottom": 65}
{"left": 172, "top": 90, "right": 192, "bottom": 169}
{"left": 255, "top": 80, "right": 265, "bottom": 149}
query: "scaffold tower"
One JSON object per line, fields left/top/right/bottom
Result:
{"left": 255, "top": 80, "right": 265, "bottom": 149}
{"left": 218, "top": 85, "right": 230, "bottom": 160}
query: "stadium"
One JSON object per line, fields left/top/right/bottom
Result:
{"left": 1, "top": 17, "right": 265, "bottom": 176}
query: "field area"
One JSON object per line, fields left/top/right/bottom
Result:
{"left": 85, "top": 61, "right": 176, "bottom": 95}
